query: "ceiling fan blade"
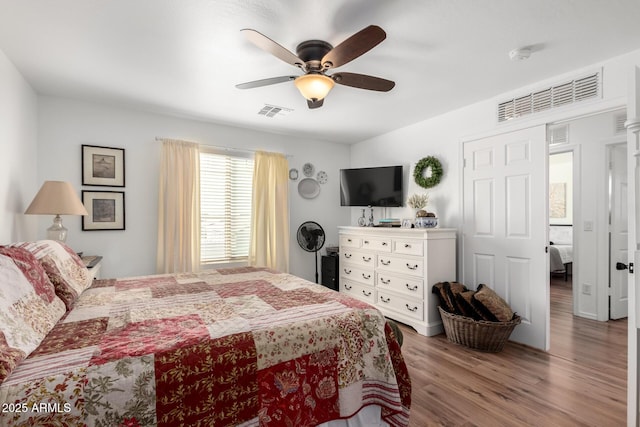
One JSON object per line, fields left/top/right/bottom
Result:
{"left": 241, "top": 29, "right": 304, "bottom": 69}
{"left": 236, "top": 76, "right": 296, "bottom": 89}
{"left": 332, "top": 72, "right": 395, "bottom": 92}
{"left": 307, "top": 98, "right": 324, "bottom": 109}
{"left": 321, "top": 25, "right": 386, "bottom": 69}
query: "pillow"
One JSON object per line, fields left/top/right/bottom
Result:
{"left": 0, "top": 246, "right": 58, "bottom": 304}
{"left": 0, "top": 253, "right": 66, "bottom": 383}
{"left": 445, "top": 281, "right": 468, "bottom": 314}
{"left": 432, "top": 282, "right": 454, "bottom": 312}
{"left": 471, "top": 284, "right": 515, "bottom": 322}
{"left": 12, "top": 240, "right": 91, "bottom": 310}
{"left": 454, "top": 290, "right": 484, "bottom": 320}
{"left": 432, "top": 281, "right": 468, "bottom": 314}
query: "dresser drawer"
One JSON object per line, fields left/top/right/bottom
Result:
{"left": 377, "top": 273, "right": 424, "bottom": 298}
{"left": 361, "top": 237, "right": 392, "bottom": 252}
{"left": 341, "top": 249, "right": 376, "bottom": 268}
{"left": 340, "top": 280, "right": 375, "bottom": 305}
{"left": 340, "top": 265, "right": 375, "bottom": 286}
{"left": 340, "top": 235, "right": 361, "bottom": 248}
{"left": 377, "top": 254, "right": 424, "bottom": 276}
{"left": 377, "top": 290, "right": 424, "bottom": 321}
{"left": 393, "top": 239, "right": 424, "bottom": 256}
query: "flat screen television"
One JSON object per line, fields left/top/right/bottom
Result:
{"left": 340, "top": 165, "right": 404, "bottom": 207}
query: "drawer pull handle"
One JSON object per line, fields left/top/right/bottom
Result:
{"left": 405, "top": 304, "right": 418, "bottom": 312}
{"left": 381, "top": 278, "right": 390, "bottom": 285}
{"left": 363, "top": 240, "right": 369, "bottom": 244}
{"left": 347, "top": 238, "right": 352, "bottom": 242}
{"left": 345, "top": 253, "right": 352, "bottom": 259}
{"left": 381, "top": 260, "right": 390, "bottom": 266}
{"left": 345, "top": 284, "right": 352, "bottom": 290}
{"left": 362, "top": 290, "right": 372, "bottom": 297}
{"left": 404, "top": 243, "right": 411, "bottom": 248}
{"left": 406, "top": 284, "right": 418, "bottom": 291}
{"left": 362, "top": 256, "right": 371, "bottom": 262}
{"left": 344, "top": 269, "right": 352, "bottom": 274}
{"left": 406, "top": 263, "right": 419, "bottom": 270}
{"left": 382, "top": 242, "right": 388, "bottom": 246}
{"left": 380, "top": 296, "right": 390, "bottom": 303}
{"left": 362, "top": 273, "right": 371, "bottom": 280}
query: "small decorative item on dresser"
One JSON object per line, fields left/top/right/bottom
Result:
{"left": 414, "top": 210, "right": 438, "bottom": 228}
{"left": 407, "top": 193, "right": 429, "bottom": 210}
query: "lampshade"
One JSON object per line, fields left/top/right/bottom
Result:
{"left": 25, "top": 181, "right": 88, "bottom": 242}
{"left": 294, "top": 74, "right": 335, "bottom": 101}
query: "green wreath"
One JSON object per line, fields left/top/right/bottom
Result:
{"left": 414, "top": 156, "right": 443, "bottom": 189}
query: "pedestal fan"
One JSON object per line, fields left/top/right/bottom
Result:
{"left": 296, "top": 221, "right": 326, "bottom": 283}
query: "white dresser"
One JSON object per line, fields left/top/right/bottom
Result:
{"left": 338, "top": 226, "right": 456, "bottom": 336}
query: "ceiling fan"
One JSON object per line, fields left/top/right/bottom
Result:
{"left": 236, "top": 25, "right": 395, "bottom": 109}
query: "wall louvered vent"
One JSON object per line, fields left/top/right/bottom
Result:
{"left": 498, "top": 72, "right": 600, "bottom": 122}
{"left": 547, "top": 124, "right": 569, "bottom": 145}
{"left": 614, "top": 112, "right": 627, "bottom": 134}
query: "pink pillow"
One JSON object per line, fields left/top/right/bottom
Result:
{"left": 0, "top": 246, "right": 58, "bottom": 303}
{"left": 12, "top": 240, "right": 91, "bottom": 310}
{"left": 0, "top": 253, "right": 66, "bottom": 383}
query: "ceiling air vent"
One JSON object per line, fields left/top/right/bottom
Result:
{"left": 498, "top": 72, "right": 600, "bottom": 122}
{"left": 257, "top": 104, "right": 293, "bottom": 118}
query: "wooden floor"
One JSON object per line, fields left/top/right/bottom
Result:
{"left": 399, "top": 276, "right": 627, "bottom": 426}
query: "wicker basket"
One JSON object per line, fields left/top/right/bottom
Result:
{"left": 438, "top": 306, "right": 521, "bottom": 352}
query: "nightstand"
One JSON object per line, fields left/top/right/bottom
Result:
{"left": 82, "top": 256, "right": 103, "bottom": 280}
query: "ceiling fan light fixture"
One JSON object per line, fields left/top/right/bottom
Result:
{"left": 294, "top": 74, "right": 334, "bottom": 101}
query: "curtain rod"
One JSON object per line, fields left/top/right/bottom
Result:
{"left": 154, "top": 137, "right": 291, "bottom": 158}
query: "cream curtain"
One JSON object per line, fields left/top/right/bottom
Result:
{"left": 249, "top": 151, "right": 289, "bottom": 272}
{"left": 156, "top": 139, "right": 201, "bottom": 273}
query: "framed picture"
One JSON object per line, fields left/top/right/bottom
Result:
{"left": 401, "top": 218, "right": 413, "bottom": 228}
{"left": 82, "top": 191, "right": 125, "bottom": 231}
{"left": 82, "top": 145, "right": 125, "bottom": 187}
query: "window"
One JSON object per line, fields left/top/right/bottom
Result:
{"left": 200, "top": 149, "right": 254, "bottom": 264}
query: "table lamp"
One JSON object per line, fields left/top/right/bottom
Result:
{"left": 25, "top": 181, "right": 88, "bottom": 242}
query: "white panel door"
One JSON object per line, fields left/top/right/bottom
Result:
{"left": 463, "top": 125, "right": 549, "bottom": 351}
{"left": 625, "top": 65, "right": 640, "bottom": 426}
{"left": 609, "top": 143, "right": 628, "bottom": 320}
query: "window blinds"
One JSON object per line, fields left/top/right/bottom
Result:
{"left": 199, "top": 151, "right": 254, "bottom": 264}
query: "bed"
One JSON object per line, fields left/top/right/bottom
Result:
{"left": 549, "top": 225, "right": 573, "bottom": 280}
{"left": 0, "top": 240, "right": 410, "bottom": 427}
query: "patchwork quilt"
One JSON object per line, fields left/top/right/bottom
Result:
{"left": 0, "top": 267, "right": 410, "bottom": 426}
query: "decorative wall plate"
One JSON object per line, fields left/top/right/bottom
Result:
{"left": 302, "top": 162, "right": 315, "bottom": 177}
{"left": 289, "top": 168, "right": 299, "bottom": 181}
{"left": 317, "top": 170, "right": 328, "bottom": 184}
{"left": 298, "top": 178, "right": 321, "bottom": 199}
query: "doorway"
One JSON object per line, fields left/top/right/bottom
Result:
{"left": 549, "top": 150, "right": 576, "bottom": 299}
{"left": 549, "top": 150, "right": 576, "bottom": 313}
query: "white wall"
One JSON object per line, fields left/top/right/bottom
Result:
{"left": 0, "top": 49, "right": 39, "bottom": 244}
{"left": 350, "top": 49, "right": 640, "bottom": 320}
{"left": 36, "top": 97, "right": 351, "bottom": 281}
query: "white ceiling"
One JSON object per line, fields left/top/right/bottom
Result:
{"left": 1, "top": 0, "right": 640, "bottom": 144}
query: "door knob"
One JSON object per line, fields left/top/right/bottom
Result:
{"left": 616, "top": 262, "right": 628, "bottom": 270}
